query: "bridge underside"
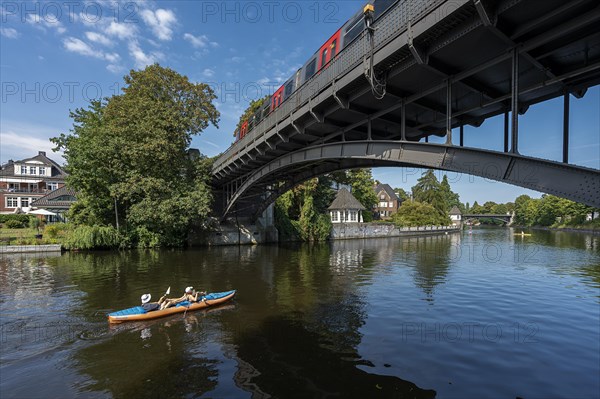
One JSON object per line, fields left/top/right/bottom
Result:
{"left": 216, "top": 141, "right": 600, "bottom": 218}
{"left": 212, "top": 0, "right": 600, "bottom": 218}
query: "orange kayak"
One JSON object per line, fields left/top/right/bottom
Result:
{"left": 107, "top": 290, "right": 236, "bottom": 323}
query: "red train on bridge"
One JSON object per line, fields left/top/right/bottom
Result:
{"left": 234, "top": 0, "right": 398, "bottom": 142}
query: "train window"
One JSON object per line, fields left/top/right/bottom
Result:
{"left": 331, "top": 40, "right": 337, "bottom": 58}
{"left": 374, "top": 0, "right": 397, "bottom": 19}
{"left": 321, "top": 48, "right": 328, "bottom": 68}
{"left": 305, "top": 59, "right": 317, "bottom": 80}
{"left": 285, "top": 81, "right": 294, "bottom": 97}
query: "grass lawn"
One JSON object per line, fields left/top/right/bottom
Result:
{"left": 0, "top": 227, "right": 59, "bottom": 245}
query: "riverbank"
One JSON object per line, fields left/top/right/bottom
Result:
{"left": 0, "top": 244, "right": 62, "bottom": 254}
{"left": 331, "top": 224, "right": 459, "bottom": 240}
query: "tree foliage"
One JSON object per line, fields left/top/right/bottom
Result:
{"left": 512, "top": 194, "right": 594, "bottom": 227}
{"left": 346, "top": 169, "right": 378, "bottom": 222}
{"left": 412, "top": 169, "right": 448, "bottom": 216}
{"left": 391, "top": 201, "right": 451, "bottom": 227}
{"left": 52, "top": 64, "right": 220, "bottom": 247}
{"left": 274, "top": 178, "right": 334, "bottom": 241}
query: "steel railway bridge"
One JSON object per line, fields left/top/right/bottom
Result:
{"left": 212, "top": 0, "right": 600, "bottom": 220}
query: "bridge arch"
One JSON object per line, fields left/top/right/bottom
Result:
{"left": 221, "top": 141, "right": 600, "bottom": 218}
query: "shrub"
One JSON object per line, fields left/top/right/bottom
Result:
{"left": 0, "top": 214, "right": 31, "bottom": 224}
{"left": 44, "top": 223, "right": 70, "bottom": 239}
{"left": 129, "top": 226, "right": 161, "bottom": 248}
{"left": 5, "top": 219, "right": 26, "bottom": 229}
{"left": 64, "top": 225, "right": 122, "bottom": 250}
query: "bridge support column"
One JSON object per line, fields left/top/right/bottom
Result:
{"left": 459, "top": 125, "right": 464, "bottom": 147}
{"left": 510, "top": 48, "right": 519, "bottom": 154}
{"left": 401, "top": 101, "right": 406, "bottom": 141}
{"left": 563, "top": 93, "right": 570, "bottom": 163}
{"left": 504, "top": 111, "right": 509, "bottom": 153}
{"left": 446, "top": 79, "right": 452, "bottom": 145}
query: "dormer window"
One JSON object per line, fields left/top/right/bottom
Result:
{"left": 21, "top": 165, "right": 26, "bottom": 174}
{"left": 29, "top": 166, "right": 36, "bottom": 175}
{"left": 39, "top": 167, "right": 46, "bottom": 176}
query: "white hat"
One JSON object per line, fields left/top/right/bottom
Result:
{"left": 141, "top": 293, "right": 151, "bottom": 304}
{"left": 185, "top": 286, "right": 193, "bottom": 293}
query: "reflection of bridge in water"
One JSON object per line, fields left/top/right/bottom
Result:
{"left": 463, "top": 213, "right": 513, "bottom": 225}
{"left": 212, "top": 0, "right": 600, "bottom": 220}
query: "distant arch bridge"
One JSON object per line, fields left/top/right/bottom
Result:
{"left": 463, "top": 214, "right": 513, "bottom": 225}
{"left": 212, "top": 0, "right": 600, "bottom": 219}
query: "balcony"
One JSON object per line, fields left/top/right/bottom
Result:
{"left": 1, "top": 188, "right": 53, "bottom": 194}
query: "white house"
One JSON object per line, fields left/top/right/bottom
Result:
{"left": 328, "top": 188, "right": 365, "bottom": 224}
{"left": 450, "top": 205, "right": 462, "bottom": 226}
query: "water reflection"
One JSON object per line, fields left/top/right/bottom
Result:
{"left": 234, "top": 315, "right": 436, "bottom": 399}
{"left": 75, "top": 316, "right": 219, "bottom": 398}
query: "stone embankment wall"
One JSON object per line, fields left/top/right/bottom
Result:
{"left": 331, "top": 224, "right": 460, "bottom": 240}
{"left": 0, "top": 244, "right": 62, "bottom": 254}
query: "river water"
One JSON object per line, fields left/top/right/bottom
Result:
{"left": 1, "top": 228, "right": 598, "bottom": 399}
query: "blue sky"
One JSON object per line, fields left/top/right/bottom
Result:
{"left": 1, "top": 0, "right": 598, "bottom": 205}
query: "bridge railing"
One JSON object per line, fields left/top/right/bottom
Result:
{"left": 213, "top": 0, "right": 444, "bottom": 173}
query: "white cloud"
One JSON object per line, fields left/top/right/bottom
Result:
{"left": 0, "top": 131, "right": 64, "bottom": 164}
{"left": 105, "top": 21, "right": 137, "bottom": 40}
{"left": 26, "top": 14, "right": 66, "bottom": 34}
{"left": 184, "top": 33, "right": 218, "bottom": 48}
{"left": 202, "top": 68, "right": 215, "bottom": 78}
{"left": 63, "top": 37, "right": 121, "bottom": 64}
{"left": 85, "top": 31, "right": 112, "bottom": 46}
{"left": 107, "top": 64, "right": 125, "bottom": 74}
{"left": 0, "top": 27, "right": 19, "bottom": 39}
{"left": 128, "top": 41, "right": 163, "bottom": 69}
{"left": 141, "top": 8, "right": 177, "bottom": 41}
{"left": 231, "top": 56, "right": 244, "bottom": 63}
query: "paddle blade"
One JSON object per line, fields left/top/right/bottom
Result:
{"left": 165, "top": 286, "right": 171, "bottom": 295}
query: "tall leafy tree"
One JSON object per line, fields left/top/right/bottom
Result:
{"left": 440, "top": 175, "right": 462, "bottom": 211}
{"left": 52, "top": 64, "right": 220, "bottom": 246}
{"left": 412, "top": 169, "right": 447, "bottom": 216}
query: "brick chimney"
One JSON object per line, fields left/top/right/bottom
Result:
{"left": 39, "top": 151, "right": 46, "bottom": 156}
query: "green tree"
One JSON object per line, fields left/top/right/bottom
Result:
{"left": 52, "top": 64, "right": 220, "bottom": 247}
{"left": 393, "top": 188, "right": 410, "bottom": 202}
{"left": 274, "top": 178, "right": 334, "bottom": 242}
{"left": 346, "top": 169, "right": 378, "bottom": 222}
{"left": 391, "top": 201, "right": 451, "bottom": 227}
{"left": 412, "top": 169, "right": 447, "bottom": 216}
{"left": 470, "top": 201, "right": 484, "bottom": 214}
{"left": 440, "top": 175, "right": 461, "bottom": 211}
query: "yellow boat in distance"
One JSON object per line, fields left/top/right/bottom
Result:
{"left": 515, "top": 232, "right": 532, "bottom": 236}
{"left": 107, "top": 290, "right": 236, "bottom": 324}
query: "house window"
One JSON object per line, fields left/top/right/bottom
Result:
{"left": 29, "top": 183, "right": 38, "bottom": 192}
{"left": 380, "top": 194, "right": 385, "bottom": 200}
{"left": 47, "top": 182, "right": 58, "bottom": 191}
{"left": 331, "top": 211, "right": 338, "bottom": 222}
{"left": 21, "top": 198, "right": 30, "bottom": 208}
{"left": 39, "top": 167, "right": 46, "bottom": 175}
{"left": 379, "top": 201, "right": 388, "bottom": 208}
{"left": 29, "top": 166, "right": 36, "bottom": 175}
{"left": 21, "top": 165, "right": 27, "bottom": 174}
{"left": 8, "top": 183, "right": 17, "bottom": 192}
{"left": 350, "top": 211, "right": 357, "bottom": 222}
{"left": 6, "top": 197, "right": 18, "bottom": 207}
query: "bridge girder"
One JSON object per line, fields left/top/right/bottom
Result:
{"left": 220, "top": 141, "right": 600, "bottom": 219}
